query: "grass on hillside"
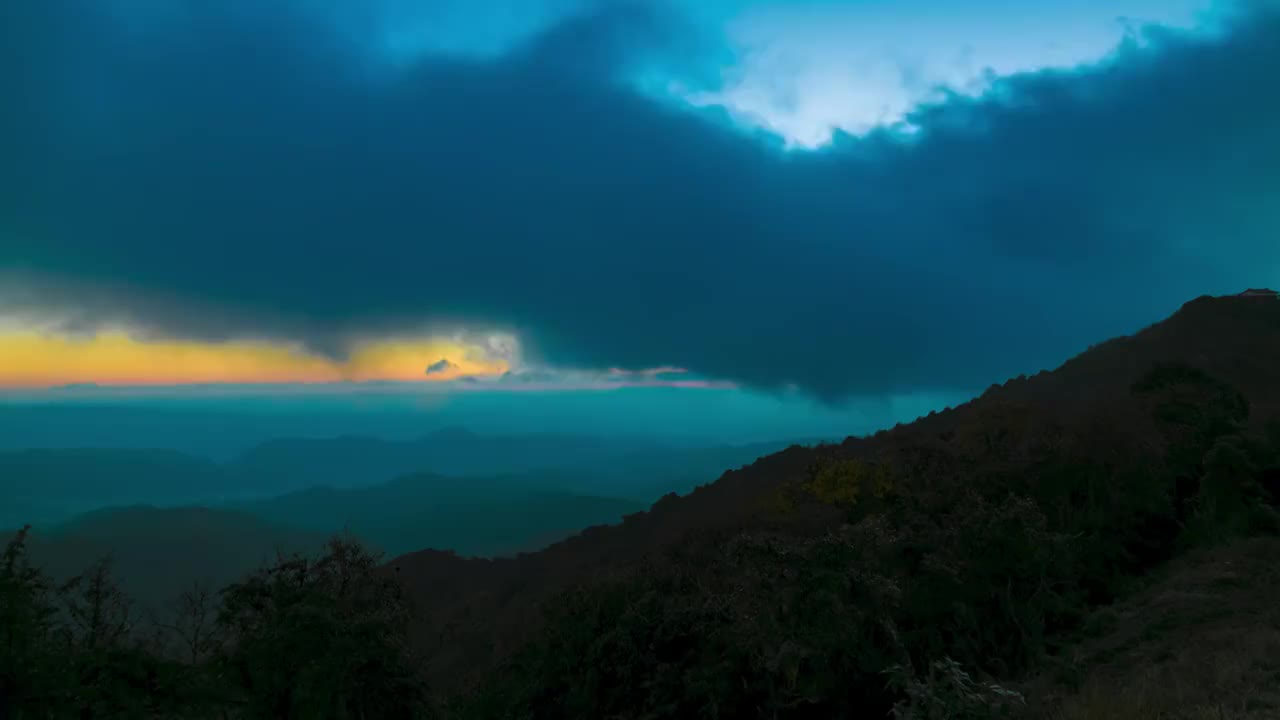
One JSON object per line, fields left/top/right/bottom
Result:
{"left": 1029, "top": 537, "right": 1280, "bottom": 719}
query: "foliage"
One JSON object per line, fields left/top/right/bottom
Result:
{"left": 1, "top": 531, "right": 196, "bottom": 718}
{"left": 767, "top": 455, "right": 895, "bottom": 520}
{"left": 894, "top": 494, "right": 1079, "bottom": 677}
{"left": 885, "top": 657, "right": 1025, "bottom": 720}
{"left": 216, "top": 534, "right": 431, "bottom": 719}
{"left": 452, "top": 524, "right": 907, "bottom": 719}
{"left": 803, "top": 456, "right": 893, "bottom": 508}
{"left": 0, "top": 529, "right": 431, "bottom": 719}
{"left": 0, "top": 526, "right": 66, "bottom": 714}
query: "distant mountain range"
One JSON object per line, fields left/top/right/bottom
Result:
{"left": 235, "top": 474, "right": 647, "bottom": 557}
{"left": 13, "top": 475, "right": 647, "bottom": 614}
{"left": 0, "top": 448, "right": 226, "bottom": 526}
{"left": 228, "top": 428, "right": 643, "bottom": 492}
{"left": 19, "top": 506, "right": 326, "bottom": 615}
{"left": 2, "top": 432, "right": 821, "bottom": 610}
{"left": 0, "top": 430, "right": 818, "bottom": 528}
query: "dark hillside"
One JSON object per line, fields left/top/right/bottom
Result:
{"left": 390, "top": 293, "right": 1280, "bottom": 695}
{"left": 915, "top": 293, "right": 1280, "bottom": 430}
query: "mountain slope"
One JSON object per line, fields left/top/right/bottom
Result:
{"left": 388, "top": 292, "right": 1280, "bottom": 692}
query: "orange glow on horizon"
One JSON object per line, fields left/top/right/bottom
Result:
{"left": 0, "top": 330, "right": 510, "bottom": 389}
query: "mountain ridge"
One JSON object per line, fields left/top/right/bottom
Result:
{"left": 0, "top": 432, "right": 815, "bottom": 527}
{"left": 387, "top": 292, "right": 1280, "bottom": 690}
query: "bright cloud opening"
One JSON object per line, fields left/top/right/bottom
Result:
{"left": 0, "top": 329, "right": 515, "bottom": 389}
{"left": 679, "top": 0, "right": 1223, "bottom": 148}
{"left": 0, "top": 326, "right": 727, "bottom": 393}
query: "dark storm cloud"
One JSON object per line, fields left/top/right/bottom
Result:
{"left": 425, "top": 358, "right": 459, "bottom": 375}
{"left": 1, "top": 1, "right": 1278, "bottom": 400}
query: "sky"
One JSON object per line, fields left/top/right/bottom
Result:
{"left": 1, "top": 0, "right": 1278, "bottom": 440}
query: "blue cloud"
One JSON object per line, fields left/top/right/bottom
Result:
{"left": 1, "top": 1, "right": 1277, "bottom": 401}
{"left": 425, "top": 358, "right": 459, "bottom": 375}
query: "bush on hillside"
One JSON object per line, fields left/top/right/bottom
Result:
{"left": 0, "top": 530, "right": 431, "bottom": 720}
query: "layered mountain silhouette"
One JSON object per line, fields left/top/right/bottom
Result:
{"left": 17, "top": 506, "right": 326, "bottom": 615}
{"left": 0, "top": 449, "right": 226, "bottom": 526}
{"left": 2, "top": 435, "right": 810, "bottom": 613}
{"left": 0, "top": 432, "right": 807, "bottom": 528}
{"left": 237, "top": 475, "right": 647, "bottom": 557}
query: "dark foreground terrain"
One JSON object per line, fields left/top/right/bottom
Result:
{"left": 3, "top": 293, "right": 1280, "bottom": 718}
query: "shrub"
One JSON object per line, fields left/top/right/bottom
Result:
{"left": 885, "top": 657, "right": 1025, "bottom": 720}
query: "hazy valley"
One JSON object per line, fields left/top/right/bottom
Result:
{"left": 4, "top": 433, "right": 811, "bottom": 613}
